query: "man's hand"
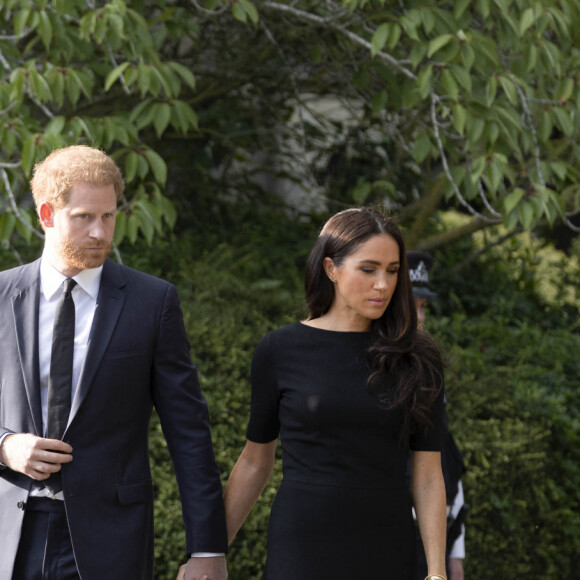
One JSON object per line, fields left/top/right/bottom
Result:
{"left": 0, "top": 433, "right": 73, "bottom": 479}
{"left": 176, "top": 555, "right": 227, "bottom": 580}
{"left": 449, "top": 557, "right": 464, "bottom": 580}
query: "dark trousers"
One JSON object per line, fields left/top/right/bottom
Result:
{"left": 13, "top": 497, "right": 80, "bottom": 580}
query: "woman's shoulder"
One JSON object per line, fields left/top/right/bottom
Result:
{"left": 254, "top": 321, "right": 303, "bottom": 352}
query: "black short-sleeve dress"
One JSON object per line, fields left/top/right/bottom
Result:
{"left": 246, "top": 322, "right": 444, "bottom": 579}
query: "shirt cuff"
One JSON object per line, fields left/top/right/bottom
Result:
{"left": 190, "top": 553, "right": 224, "bottom": 558}
{"left": 0, "top": 432, "right": 12, "bottom": 467}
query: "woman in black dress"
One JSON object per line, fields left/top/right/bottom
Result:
{"left": 224, "top": 208, "right": 448, "bottom": 580}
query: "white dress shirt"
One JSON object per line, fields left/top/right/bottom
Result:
{"left": 38, "top": 257, "right": 102, "bottom": 434}
{"left": 29, "top": 257, "right": 102, "bottom": 499}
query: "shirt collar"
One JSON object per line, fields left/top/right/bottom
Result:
{"left": 40, "top": 255, "right": 103, "bottom": 301}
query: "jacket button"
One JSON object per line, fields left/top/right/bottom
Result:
{"left": 17, "top": 501, "right": 25, "bottom": 510}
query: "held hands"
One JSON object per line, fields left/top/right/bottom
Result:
{"left": 0, "top": 433, "right": 73, "bottom": 479}
{"left": 176, "top": 556, "right": 227, "bottom": 580}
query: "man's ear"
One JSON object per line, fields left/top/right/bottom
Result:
{"left": 323, "top": 257, "right": 336, "bottom": 283}
{"left": 39, "top": 202, "right": 55, "bottom": 228}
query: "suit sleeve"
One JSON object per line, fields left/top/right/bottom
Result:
{"left": 150, "top": 283, "right": 228, "bottom": 554}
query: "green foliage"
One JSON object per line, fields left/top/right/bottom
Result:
{"left": 2, "top": 0, "right": 580, "bottom": 260}
{"left": 430, "top": 316, "right": 580, "bottom": 578}
{"left": 0, "top": 0, "right": 194, "bottom": 248}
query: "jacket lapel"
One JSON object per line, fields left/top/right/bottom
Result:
{"left": 68, "top": 259, "right": 126, "bottom": 427}
{"left": 11, "top": 260, "right": 43, "bottom": 435}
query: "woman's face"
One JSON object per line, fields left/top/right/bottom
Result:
{"left": 324, "top": 234, "right": 400, "bottom": 331}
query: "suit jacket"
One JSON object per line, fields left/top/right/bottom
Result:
{"left": 0, "top": 258, "right": 227, "bottom": 579}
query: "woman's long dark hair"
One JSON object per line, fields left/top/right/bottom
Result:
{"left": 304, "top": 207, "right": 443, "bottom": 434}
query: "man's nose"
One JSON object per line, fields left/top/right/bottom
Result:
{"left": 90, "top": 219, "right": 106, "bottom": 238}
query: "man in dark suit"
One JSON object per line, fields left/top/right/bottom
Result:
{"left": 0, "top": 145, "right": 228, "bottom": 580}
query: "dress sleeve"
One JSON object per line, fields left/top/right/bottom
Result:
{"left": 246, "top": 332, "right": 281, "bottom": 443}
{"left": 409, "top": 377, "right": 445, "bottom": 451}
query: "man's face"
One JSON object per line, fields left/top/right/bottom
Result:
{"left": 41, "top": 182, "right": 117, "bottom": 276}
{"left": 414, "top": 297, "right": 428, "bottom": 329}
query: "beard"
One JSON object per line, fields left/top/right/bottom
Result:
{"left": 57, "top": 237, "right": 113, "bottom": 271}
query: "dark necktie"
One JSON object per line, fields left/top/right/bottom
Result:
{"left": 45, "top": 278, "right": 77, "bottom": 494}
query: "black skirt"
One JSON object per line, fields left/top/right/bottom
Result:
{"left": 262, "top": 479, "right": 417, "bottom": 580}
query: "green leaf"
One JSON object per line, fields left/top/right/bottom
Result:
{"left": 38, "top": 10, "right": 53, "bottom": 49}
{"left": 104, "top": 62, "right": 131, "bottom": 92}
{"left": 113, "top": 211, "right": 127, "bottom": 247}
{"left": 0, "top": 212, "right": 16, "bottom": 242}
{"left": 125, "top": 151, "right": 140, "bottom": 183}
{"left": 470, "top": 155, "right": 486, "bottom": 184}
{"left": 488, "top": 121, "right": 499, "bottom": 144}
{"left": 137, "top": 155, "right": 149, "bottom": 180}
{"left": 441, "top": 69, "right": 459, "bottom": 101}
{"left": 9, "top": 68, "right": 26, "bottom": 102}
{"left": 467, "top": 115, "right": 486, "bottom": 145}
{"left": 452, "top": 103, "right": 466, "bottom": 135}
{"left": 239, "top": 0, "right": 259, "bottom": 25}
{"left": 451, "top": 64, "right": 472, "bottom": 93}
{"left": 555, "top": 78, "right": 574, "bottom": 103}
{"left": 417, "top": 65, "right": 433, "bottom": 99}
{"left": 127, "top": 213, "right": 139, "bottom": 244}
{"left": 154, "top": 193, "right": 178, "bottom": 228}
{"left": 412, "top": 133, "right": 432, "bottom": 164}
{"left": 21, "top": 137, "right": 37, "bottom": 176}
{"left": 167, "top": 62, "right": 196, "bottom": 90}
{"left": 352, "top": 182, "right": 372, "bottom": 204}
{"left": 518, "top": 199, "right": 534, "bottom": 230}
{"left": 476, "top": 0, "right": 490, "bottom": 19}
{"left": 504, "top": 188, "right": 524, "bottom": 214}
{"left": 153, "top": 103, "right": 171, "bottom": 138}
{"left": 454, "top": 0, "right": 471, "bottom": 19}
{"left": 499, "top": 76, "right": 517, "bottom": 105}
{"left": 503, "top": 208, "right": 519, "bottom": 231}
{"left": 138, "top": 64, "right": 151, "bottom": 97}
{"left": 232, "top": 2, "right": 247, "bottom": 23}
{"left": 486, "top": 157, "right": 504, "bottom": 192}
{"left": 14, "top": 8, "right": 30, "bottom": 36}
{"left": 550, "top": 162, "right": 567, "bottom": 181}
{"left": 45, "top": 116, "right": 66, "bottom": 135}
{"left": 129, "top": 98, "right": 153, "bottom": 123}
{"left": 427, "top": 34, "right": 454, "bottom": 58}
{"left": 28, "top": 69, "right": 52, "bottom": 102}
{"left": 143, "top": 149, "right": 168, "bottom": 184}
{"left": 421, "top": 7, "right": 435, "bottom": 34}
{"left": 371, "top": 23, "right": 389, "bottom": 57}
{"left": 553, "top": 107, "right": 573, "bottom": 137}
{"left": 519, "top": 8, "right": 535, "bottom": 36}
{"left": 486, "top": 76, "right": 497, "bottom": 107}
{"left": 410, "top": 42, "right": 427, "bottom": 69}
{"left": 524, "top": 43, "right": 537, "bottom": 72}
{"left": 401, "top": 12, "right": 420, "bottom": 41}
{"left": 14, "top": 209, "right": 35, "bottom": 243}
{"left": 388, "top": 24, "right": 401, "bottom": 50}
{"left": 172, "top": 100, "right": 199, "bottom": 132}
{"left": 462, "top": 44, "right": 475, "bottom": 71}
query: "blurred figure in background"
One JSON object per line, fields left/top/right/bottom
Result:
{"left": 408, "top": 251, "right": 468, "bottom": 580}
